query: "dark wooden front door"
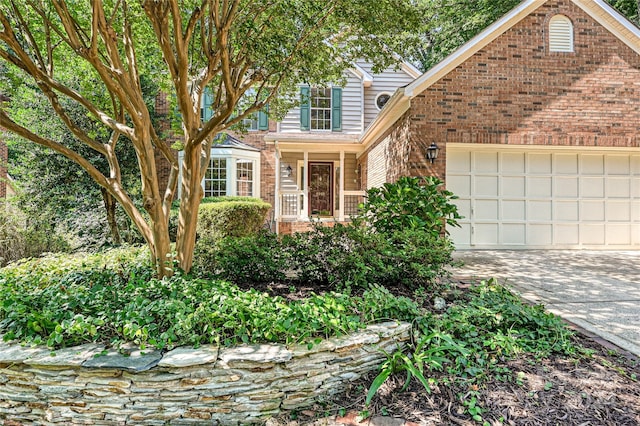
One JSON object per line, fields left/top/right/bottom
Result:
{"left": 309, "top": 162, "right": 333, "bottom": 216}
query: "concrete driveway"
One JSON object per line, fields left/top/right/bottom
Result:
{"left": 450, "top": 250, "right": 640, "bottom": 357}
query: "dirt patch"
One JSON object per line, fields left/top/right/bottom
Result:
{"left": 261, "top": 279, "right": 640, "bottom": 426}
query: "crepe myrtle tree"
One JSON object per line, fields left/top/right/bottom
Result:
{"left": 0, "top": 0, "right": 423, "bottom": 277}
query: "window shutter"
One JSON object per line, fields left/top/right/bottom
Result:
{"left": 331, "top": 87, "right": 342, "bottom": 132}
{"left": 300, "top": 86, "right": 310, "bottom": 131}
{"left": 258, "top": 104, "right": 269, "bottom": 130}
{"left": 549, "top": 15, "right": 573, "bottom": 52}
{"left": 201, "top": 89, "right": 213, "bottom": 121}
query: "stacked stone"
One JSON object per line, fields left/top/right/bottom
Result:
{"left": 0, "top": 321, "right": 410, "bottom": 425}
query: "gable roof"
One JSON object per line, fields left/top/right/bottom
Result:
{"left": 361, "top": 0, "right": 640, "bottom": 148}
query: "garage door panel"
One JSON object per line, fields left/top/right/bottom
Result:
{"left": 580, "top": 177, "right": 604, "bottom": 198}
{"left": 606, "top": 224, "right": 632, "bottom": 245}
{"left": 580, "top": 200, "right": 605, "bottom": 221}
{"left": 556, "top": 153, "right": 578, "bottom": 174}
{"left": 554, "top": 224, "right": 579, "bottom": 245}
{"left": 501, "top": 152, "right": 525, "bottom": 173}
{"left": 555, "top": 177, "right": 578, "bottom": 198}
{"left": 555, "top": 201, "right": 579, "bottom": 221}
{"left": 502, "top": 224, "right": 526, "bottom": 245}
{"left": 475, "top": 176, "right": 498, "bottom": 196}
{"left": 474, "top": 152, "right": 498, "bottom": 173}
{"left": 529, "top": 153, "right": 552, "bottom": 174}
{"left": 455, "top": 199, "right": 472, "bottom": 218}
{"left": 607, "top": 155, "right": 630, "bottom": 175}
{"left": 448, "top": 175, "right": 471, "bottom": 197}
{"left": 502, "top": 176, "right": 525, "bottom": 197}
{"left": 528, "top": 200, "right": 552, "bottom": 221}
{"left": 580, "top": 224, "right": 606, "bottom": 245}
{"left": 607, "top": 201, "right": 630, "bottom": 221}
{"left": 607, "top": 177, "right": 630, "bottom": 198}
{"left": 448, "top": 151, "right": 471, "bottom": 173}
{"left": 528, "top": 177, "right": 552, "bottom": 197}
{"left": 502, "top": 200, "right": 525, "bottom": 220}
{"left": 447, "top": 148, "right": 639, "bottom": 249}
{"left": 476, "top": 200, "right": 499, "bottom": 220}
{"left": 582, "top": 155, "right": 604, "bottom": 174}
{"left": 474, "top": 224, "right": 499, "bottom": 245}
{"left": 527, "top": 224, "right": 552, "bottom": 246}
{"left": 450, "top": 224, "right": 471, "bottom": 248}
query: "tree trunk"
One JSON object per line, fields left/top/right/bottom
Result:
{"left": 176, "top": 145, "right": 204, "bottom": 273}
{"left": 101, "top": 188, "right": 121, "bottom": 245}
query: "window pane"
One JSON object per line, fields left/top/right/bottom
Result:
{"left": 236, "top": 159, "right": 254, "bottom": 197}
{"left": 310, "top": 88, "right": 331, "bottom": 130}
{"left": 204, "top": 157, "right": 228, "bottom": 197}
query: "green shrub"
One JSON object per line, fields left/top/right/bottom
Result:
{"left": 0, "top": 202, "right": 70, "bottom": 266}
{"left": 356, "top": 176, "right": 462, "bottom": 237}
{"left": 197, "top": 197, "right": 271, "bottom": 240}
{"left": 285, "top": 222, "right": 454, "bottom": 291}
{"left": 0, "top": 246, "right": 418, "bottom": 350}
{"left": 193, "top": 230, "right": 289, "bottom": 284}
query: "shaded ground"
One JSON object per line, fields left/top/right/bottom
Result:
{"left": 270, "top": 329, "right": 640, "bottom": 426}
{"left": 258, "top": 279, "right": 640, "bottom": 426}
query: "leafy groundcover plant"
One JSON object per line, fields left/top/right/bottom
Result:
{"left": 0, "top": 246, "right": 419, "bottom": 350}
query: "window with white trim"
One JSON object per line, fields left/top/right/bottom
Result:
{"left": 236, "top": 159, "right": 254, "bottom": 196}
{"left": 549, "top": 15, "right": 573, "bottom": 52}
{"left": 180, "top": 147, "right": 260, "bottom": 199}
{"left": 310, "top": 88, "right": 332, "bottom": 130}
{"left": 204, "top": 158, "right": 227, "bottom": 197}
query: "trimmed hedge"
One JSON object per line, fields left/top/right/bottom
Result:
{"left": 197, "top": 197, "right": 271, "bottom": 240}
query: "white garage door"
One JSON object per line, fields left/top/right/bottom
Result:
{"left": 447, "top": 146, "right": 640, "bottom": 249}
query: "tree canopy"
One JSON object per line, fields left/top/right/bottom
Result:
{"left": 0, "top": 0, "right": 423, "bottom": 276}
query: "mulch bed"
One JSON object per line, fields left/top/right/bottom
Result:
{"left": 255, "top": 279, "right": 640, "bottom": 426}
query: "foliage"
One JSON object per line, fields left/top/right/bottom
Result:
{"left": 355, "top": 176, "right": 461, "bottom": 237}
{"left": 195, "top": 221, "right": 455, "bottom": 291}
{"left": 0, "top": 247, "right": 419, "bottom": 350}
{"left": 0, "top": 202, "right": 70, "bottom": 266}
{"left": 366, "top": 279, "right": 582, "bottom": 420}
{"left": 5, "top": 74, "right": 150, "bottom": 252}
{"left": 196, "top": 198, "right": 271, "bottom": 240}
{"left": 0, "top": 0, "right": 425, "bottom": 276}
{"left": 286, "top": 223, "right": 455, "bottom": 290}
{"left": 193, "top": 230, "right": 288, "bottom": 284}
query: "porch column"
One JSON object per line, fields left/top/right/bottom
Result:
{"left": 274, "top": 147, "right": 281, "bottom": 233}
{"left": 339, "top": 151, "right": 345, "bottom": 222}
{"left": 302, "top": 151, "right": 309, "bottom": 220}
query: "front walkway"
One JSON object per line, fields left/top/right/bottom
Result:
{"left": 450, "top": 250, "right": 640, "bottom": 357}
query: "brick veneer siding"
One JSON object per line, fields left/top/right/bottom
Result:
{"left": 374, "top": 0, "right": 640, "bottom": 183}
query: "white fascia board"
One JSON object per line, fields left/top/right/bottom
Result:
{"left": 401, "top": 62, "right": 422, "bottom": 79}
{"left": 351, "top": 64, "right": 374, "bottom": 87}
{"left": 404, "top": 0, "right": 546, "bottom": 98}
{"left": 573, "top": 0, "right": 640, "bottom": 55}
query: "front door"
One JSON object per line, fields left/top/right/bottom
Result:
{"left": 309, "top": 162, "right": 333, "bottom": 216}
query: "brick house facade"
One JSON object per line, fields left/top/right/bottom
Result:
{"left": 361, "top": 0, "right": 640, "bottom": 249}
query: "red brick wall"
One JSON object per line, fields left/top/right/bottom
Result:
{"left": 379, "top": 0, "right": 640, "bottom": 183}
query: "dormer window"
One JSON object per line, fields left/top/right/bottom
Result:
{"left": 549, "top": 15, "right": 574, "bottom": 53}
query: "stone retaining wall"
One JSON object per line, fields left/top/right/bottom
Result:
{"left": 0, "top": 321, "right": 410, "bottom": 425}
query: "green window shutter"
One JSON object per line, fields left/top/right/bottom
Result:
{"left": 300, "top": 86, "right": 310, "bottom": 131}
{"left": 258, "top": 104, "right": 269, "bottom": 130}
{"left": 331, "top": 87, "right": 342, "bottom": 132}
{"left": 201, "top": 89, "right": 213, "bottom": 121}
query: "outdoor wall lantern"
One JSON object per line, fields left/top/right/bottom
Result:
{"left": 283, "top": 164, "right": 293, "bottom": 177}
{"left": 426, "top": 142, "right": 440, "bottom": 164}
